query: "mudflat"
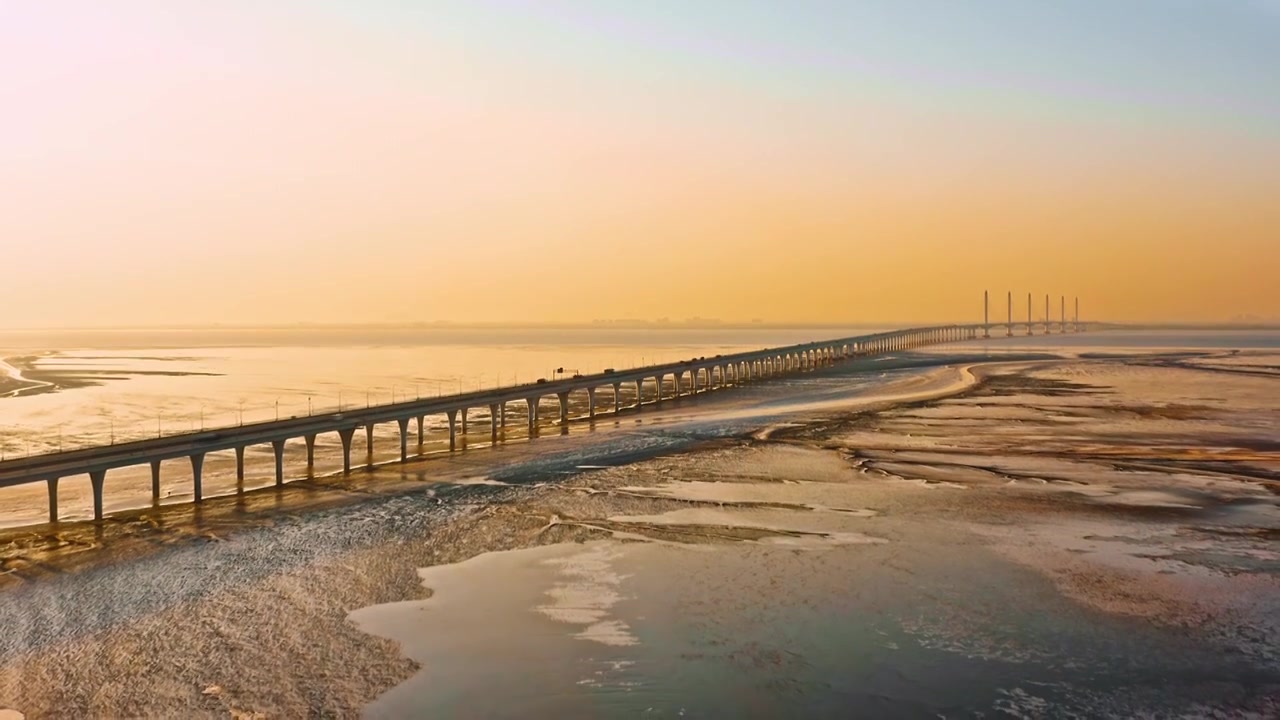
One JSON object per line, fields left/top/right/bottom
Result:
{"left": 1, "top": 351, "right": 1276, "bottom": 718}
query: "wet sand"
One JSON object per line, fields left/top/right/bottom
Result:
{"left": 0, "top": 350, "right": 1277, "bottom": 717}
{"left": 0, "top": 351, "right": 222, "bottom": 401}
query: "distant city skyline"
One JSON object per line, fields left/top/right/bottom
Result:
{"left": 2, "top": 1, "right": 1277, "bottom": 328}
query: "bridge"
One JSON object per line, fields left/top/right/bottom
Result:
{"left": 0, "top": 302, "right": 1086, "bottom": 526}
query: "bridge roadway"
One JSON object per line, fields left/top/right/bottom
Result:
{"left": 0, "top": 320, "right": 1086, "bottom": 524}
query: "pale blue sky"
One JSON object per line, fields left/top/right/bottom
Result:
{"left": 317, "top": 0, "right": 1279, "bottom": 135}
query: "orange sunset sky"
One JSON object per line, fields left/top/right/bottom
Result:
{"left": 1, "top": 1, "right": 1277, "bottom": 328}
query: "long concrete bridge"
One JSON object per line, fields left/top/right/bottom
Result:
{"left": 0, "top": 313, "right": 1087, "bottom": 525}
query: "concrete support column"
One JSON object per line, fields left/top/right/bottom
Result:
{"left": 365, "top": 424, "right": 376, "bottom": 464}
{"left": 190, "top": 453, "right": 205, "bottom": 504}
{"left": 305, "top": 434, "right": 317, "bottom": 471}
{"left": 448, "top": 409, "right": 458, "bottom": 450}
{"left": 90, "top": 470, "right": 106, "bottom": 521}
{"left": 272, "top": 439, "right": 286, "bottom": 486}
{"left": 654, "top": 376, "right": 663, "bottom": 404}
{"left": 587, "top": 388, "right": 596, "bottom": 418}
{"left": 500, "top": 403, "right": 507, "bottom": 429}
{"left": 490, "top": 403, "right": 501, "bottom": 441}
{"left": 633, "top": 380, "right": 643, "bottom": 408}
{"left": 339, "top": 428, "right": 356, "bottom": 474}
{"left": 47, "top": 477, "right": 59, "bottom": 524}
{"left": 613, "top": 384, "right": 622, "bottom": 413}
{"left": 235, "top": 446, "right": 246, "bottom": 482}
{"left": 558, "top": 392, "right": 570, "bottom": 423}
{"left": 397, "top": 418, "right": 410, "bottom": 462}
{"left": 417, "top": 416, "right": 425, "bottom": 447}
{"left": 150, "top": 460, "right": 162, "bottom": 503}
{"left": 461, "top": 408, "right": 469, "bottom": 435}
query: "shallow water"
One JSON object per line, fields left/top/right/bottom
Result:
{"left": 0, "top": 327, "right": 881, "bottom": 453}
{"left": 0, "top": 326, "right": 977, "bottom": 528}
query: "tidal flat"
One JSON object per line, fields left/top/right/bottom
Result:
{"left": 0, "top": 349, "right": 1277, "bottom": 718}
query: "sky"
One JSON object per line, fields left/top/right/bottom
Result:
{"left": 1, "top": 0, "right": 1277, "bottom": 328}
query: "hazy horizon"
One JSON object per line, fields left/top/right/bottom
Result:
{"left": 3, "top": 318, "right": 1280, "bottom": 334}
{"left": 3, "top": 1, "right": 1277, "bottom": 329}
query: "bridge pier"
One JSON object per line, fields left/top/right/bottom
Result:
{"left": 235, "top": 446, "right": 246, "bottom": 483}
{"left": 587, "top": 388, "right": 596, "bottom": 419}
{"left": 500, "top": 403, "right": 507, "bottom": 429}
{"left": 633, "top": 380, "right": 643, "bottom": 409}
{"left": 613, "top": 383, "right": 622, "bottom": 412}
{"left": 397, "top": 418, "right": 410, "bottom": 462}
{"left": 490, "top": 403, "right": 500, "bottom": 441}
{"left": 190, "top": 453, "right": 204, "bottom": 503}
{"left": 417, "top": 416, "right": 425, "bottom": 447}
{"left": 654, "top": 375, "right": 663, "bottom": 404}
{"left": 151, "top": 460, "right": 161, "bottom": 503}
{"left": 558, "top": 392, "right": 570, "bottom": 423}
{"left": 272, "top": 439, "right": 286, "bottom": 486}
{"left": 47, "top": 477, "right": 59, "bottom": 523}
{"left": 461, "top": 408, "right": 469, "bottom": 435}
{"left": 448, "top": 409, "right": 459, "bottom": 450}
{"left": 338, "top": 427, "right": 356, "bottom": 474}
{"left": 305, "top": 434, "right": 317, "bottom": 472}
{"left": 527, "top": 398, "right": 539, "bottom": 432}
{"left": 90, "top": 470, "right": 106, "bottom": 521}
{"left": 365, "top": 424, "right": 376, "bottom": 466}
